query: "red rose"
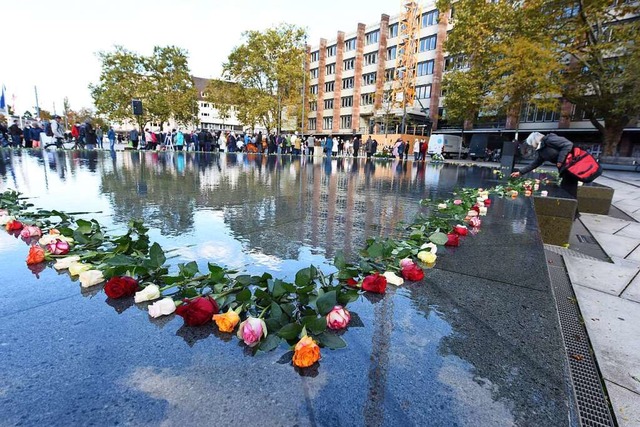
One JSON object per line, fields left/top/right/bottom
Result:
{"left": 346, "top": 278, "right": 359, "bottom": 287}
{"left": 362, "top": 273, "right": 387, "bottom": 294}
{"left": 26, "top": 245, "right": 45, "bottom": 265}
{"left": 484, "top": 199, "right": 492, "bottom": 207}
{"left": 471, "top": 205, "right": 480, "bottom": 213}
{"left": 445, "top": 233, "right": 460, "bottom": 247}
{"left": 104, "top": 276, "right": 139, "bottom": 299}
{"left": 6, "top": 219, "right": 23, "bottom": 231}
{"left": 401, "top": 263, "right": 425, "bottom": 281}
{"left": 175, "top": 296, "right": 219, "bottom": 326}
{"left": 453, "top": 225, "right": 468, "bottom": 236}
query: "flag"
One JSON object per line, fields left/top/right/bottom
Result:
{"left": 0, "top": 85, "right": 6, "bottom": 111}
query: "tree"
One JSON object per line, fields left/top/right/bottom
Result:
{"left": 39, "top": 109, "right": 52, "bottom": 121}
{"left": 438, "top": 0, "right": 562, "bottom": 132}
{"left": 23, "top": 111, "right": 33, "bottom": 119}
{"left": 211, "top": 24, "right": 307, "bottom": 133}
{"left": 90, "top": 45, "right": 198, "bottom": 131}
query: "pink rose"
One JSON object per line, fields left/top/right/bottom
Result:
{"left": 46, "top": 238, "right": 70, "bottom": 255}
{"left": 236, "top": 317, "right": 267, "bottom": 347}
{"left": 469, "top": 217, "right": 482, "bottom": 228}
{"left": 20, "top": 225, "right": 43, "bottom": 238}
{"left": 399, "top": 258, "right": 414, "bottom": 268}
{"left": 326, "top": 305, "right": 351, "bottom": 330}
{"left": 453, "top": 199, "right": 462, "bottom": 205}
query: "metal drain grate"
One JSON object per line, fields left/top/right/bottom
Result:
{"left": 576, "top": 234, "right": 598, "bottom": 244}
{"left": 545, "top": 250, "right": 615, "bottom": 427}
{"left": 544, "top": 244, "right": 601, "bottom": 261}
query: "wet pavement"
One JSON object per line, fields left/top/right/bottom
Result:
{"left": 0, "top": 150, "right": 573, "bottom": 426}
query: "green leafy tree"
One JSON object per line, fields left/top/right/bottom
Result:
{"left": 22, "top": 111, "right": 33, "bottom": 119}
{"left": 90, "top": 45, "right": 198, "bottom": 131}
{"left": 214, "top": 24, "right": 307, "bottom": 133}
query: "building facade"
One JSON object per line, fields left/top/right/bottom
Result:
{"left": 305, "top": 1, "right": 640, "bottom": 157}
{"left": 192, "top": 76, "right": 243, "bottom": 132}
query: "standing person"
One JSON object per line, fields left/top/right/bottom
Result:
{"left": 51, "top": 116, "right": 65, "bottom": 148}
{"left": 175, "top": 129, "right": 184, "bottom": 151}
{"left": 324, "top": 134, "right": 334, "bottom": 157}
{"left": 30, "top": 123, "right": 42, "bottom": 148}
{"left": 191, "top": 130, "right": 199, "bottom": 152}
{"left": 23, "top": 124, "right": 32, "bottom": 148}
{"left": 370, "top": 139, "right": 378, "bottom": 158}
{"left": 337, "top": 137, "right": 344, "bottom": 157}
{"left": 413, "top": 139, "right": 420, "bottom": 161}
{"left": 291, "top": 132, "right": 299, "bottom": 155}
{"left": 71, "top": 124, "right": 79, "bottom": 143}
{"left": 96, "top": 126, "right": 104, "bottom": 149}
{"left": 108, "top": 127, "right": 116, "bottom": 151}
{"left": 353, "top": 136, "right": 360, "bottom": 158}
{"left": 365, "top": 136, "right": 373, "bottom": 159}
{"left": 8, "top": 120, "right": 23, "bottom": 147}
{"left": 129, "top": 128, "right": 139, "bottom": 149}
{"left": 510, "top": 132, "right": 578, "bottom": 198}
{"left": 420, "top": 139, "right": 428, "bottom": 162}
{"left": 84, "top": 120, "right": 97, "bottom": 149}
{"left": 344, "top": 139, "right": 352, "bottom": 157}
{"left": 306, "top": 134, "right": 315, "bottom": 156}
{"left": 144, "top": 129, "right": 152, "bottom": 150}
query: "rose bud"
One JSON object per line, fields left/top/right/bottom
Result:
{"left": 148, "top": 297, "right": 177, "bottom": 318}
{"left": 135, "top": 284, "right": 161, "bottom": 303}
{"left": 445, "top": 233, "right": 460, "bottom": 247}
{"left": 453, "top": 225, "right": 468, "bottom": 236}
{"left": 362, "top": 273, "right": 387, "bottom": 294}
{"left": 26, "top": 245, "right": 45, "bottom": 265}
{"left": 453, "top": 199, "right": 462, "bottom": 205}
{"left": 5, "top": 218, "right": 23, "bottom": 231}
{"left": 79, "top": 270, "right": 105, "bottom": 288}
{"left": 469, "top": 217, "right": 482, "bottom": 228}
{"left": 176, "top": 296, "right": 219, "bottom": 326}
{"left": 104, "top": 276, "right": 139, "bottom": 299}
{"left": 20, "top": 225, "right": 42, "bottom": 238}
{"left": 383, "top": 271, "right": 404, "bottom": 286}
{"left": 292, "top": 336, "right": 321, "bottom": 368}
{"left": 46, "top": 238, "right": 70, "bottom": 255}
{"left": 213, "top": 309, "right": 241, "bottom": 333}
{"left": 399, "top": 258, "right": 414, "bottom": 268}
{"left": 400, "top": 262, "right": 425, "bottom": 281}
{"left": 326, "top": 305, "right": 351, "bottom": 330}
{"left": 236, "top": 317, "right": 267, "bottom": 346}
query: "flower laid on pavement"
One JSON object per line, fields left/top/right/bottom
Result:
{"left": 326, "top": 306, "right": 351, "bottom": 330}
{"left": 383, "top": 271, "right": 405, "bottom": 286}
{"left": 53, "top": 256, "right": 81, "bottom": 270}
{"left": 104, "top": 276, "right": 139, "bottom": 299}
{"left": 362, "top": 273, "right": 387, "bottom": 293}
{"left": 148, "top": 297, "right": 177, "bottom": 318}
{"left": 134, "top": 284, "right": 161, "bottom": 303}
{"left": 69, "top": 262, "right": 92, "bottom": 276}
{"left": 79, "top": 270, "right": 105, "bottom": 288}
{"left": 176, "top": 296, "right": 219, "bottom": 326}
{"left": 292, "top": 336, "right": 321, "bottom": 368}
{"left": 417, "top": 250, "right": 437, "bottom": 264}
{"left": 213, "top": 308, "right": 241, "bottom": 333}
{"left": 26, "top": 245, "right": 45, "bottom": 265}
{"left": 400, "top": 262, "right": 424, "bottom": 281}
{"left": 236, "top": 317, "right": 267, "bottom": 346}
{"left": 20, "top": 225, "right": 42, "bottom": 238}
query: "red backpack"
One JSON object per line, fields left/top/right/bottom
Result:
{"left": 561, "top": 146, "right": 602, "bottom": 182}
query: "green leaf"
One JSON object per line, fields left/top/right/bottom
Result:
{"left": 104, "top": 254, "right": 135, "bottom": 266}
{"left": 76, "top": 219, "right": 93, "bottom": 234}
{"left": 334, "top": 251, "right": 347, "bottom": 269}
{"left": 295, "top": 266, "right": 317, "bottom": 287}
{"left": 235, "top": 275, "right": 253, "bottom": 286}
{"left": 429, "top": 232, "right": 449, "bottom": 246}
{"left": 277, "top": 323, "right": 303, "bottom": 340}
{"left": 149, "top": 242, "right": 166, "bottom": 269}
{"left": 270, "top": 302, "right": 283, "bottom": 320}
{"left": 259, "top": 334, "right": 282, "bottom": 352}
{"left": 316, "top": 333, "right": 347, "bottom": 349}
{"left": 367, "top": 242, "right": 384, "bottom": 258}
{"left": 302, "top": 316, "right": 327, "bottom": 334}
{"left": 316, "top": 290, "right": 337, "bottom": 316}
{"left": 236, "top": 288, "right": 251, "bottom": 302}
{"left": 180, "top": 261, "right": 199, "bottom": 278}
{"left": 272, "top": 279, "right": 287, "bottom": 299}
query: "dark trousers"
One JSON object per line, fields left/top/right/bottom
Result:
{"left": 560, "top": 172, "right": 579, "bottom": 199}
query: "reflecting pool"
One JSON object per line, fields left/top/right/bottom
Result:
{"left": 0, "top": 150, "right": 573, "bottom": 426}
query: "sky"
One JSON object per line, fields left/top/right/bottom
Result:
{"left": 3, "top": 0, "right": 399, "bottom": 116}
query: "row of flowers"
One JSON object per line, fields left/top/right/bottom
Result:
{"left": 0, "top": 174, "right": 544, "bottom": 370}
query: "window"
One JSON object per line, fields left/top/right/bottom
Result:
{"left": 343, "top": 58, "right": 355, "bottom": 70}
{"left": 385, "top": 68, "right": 395, "bottom": 82}
{"left": 326, "top": 63, "right": 336, "bottom": 75}
{"left": 325, "top": 81, "right": 335, "bottom": 92}
{"left": 362, "top": 72, "right": 377, "bottom": 85}
{"left": 417, "top": 60, "right": 434, "bottom": 76}
{"left": 341, "top": 96, "right": 353, "bottom": 107}
{"left": 310, "top": 51, "right": 319, "bottom": 62}
{"left": 345, "top": 38, "right": 356, "bottom": 51}
{"left": 310, "top": 85, "right": 318, "bottom": 95}
{"left": 416, "top": 84, "right": 432, "bottom": 99}
{"left": 364, "top": 52, "right": 378, "bottom": 66}
{"left": 365, "top": 30, "right": 379, "bottom": 45}
{"left": 387, "top": 46, "right": 397, "bottom": 61}
{"left": 340, "top": 115, "right": 352, "bottom": 129}
{"left": 419, "top": 35, "right": 437, "bottom": 52}
{"left": 422, "top": 9, "right": 439, "bottom": 27}
{"left": 388, "top": 23, "right": 398, "bottom": 38}
{"left": 310, "top": 68, "right": 318, "bottom": 79}
{"left": 361, "top": 93, "right": 375, "bottom": 105}
{"left": 309, "top": 101, "right": 317, "bottom": 112}
{"left": 342, "top": 77, "right": 354, "bottom": 89}
{"left": 324, "top": 99, "right": 334, "bottom": 110}
{"left": 323, "top": 116, "right": 333, "bottom": 129}
{"left": 326, "top": 45, "right": 336, "bottom": 57}
{"left": 445, "top": 55, "right": 468, "bottom": 71}
{"left": 308, "top": 118, "right": 316, "bottom": 130}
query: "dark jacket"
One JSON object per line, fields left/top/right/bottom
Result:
{"left": 9, "top": 124, "right": 22, "bottom": 136}
{"left": 85, "top": 123, "right": 97, "bottom": 145}
{"left": 518, "top": 133, "right": 573, "bottom": 175}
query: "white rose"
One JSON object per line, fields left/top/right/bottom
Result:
{"left": 479, "top": 206, "right": 488, "bottom": 216}
{"left": 383, "top": 271, "right": 404, "bottom": 286}
{"left": 0, "top": 215, "right": 15, "bottom": 225}
{"left": 79, "top": 270, "right": 105, "bottom": 288}
{"left": 53, "top": 255, "right": 81, "bottom": 270}
{"left": 419, "top": 242, "right": 438, "bottom": 254}
{"left": 135, "top": 284, "right": 161, "bottom": 303}
{"left": 437, "top": 203, "right": 447, "bottom": 209}
{"left": 148, "top": 297, "right": 177, "bottom": 318}
{"left": 69, "top": 262, "right": 92, "bottom": 276}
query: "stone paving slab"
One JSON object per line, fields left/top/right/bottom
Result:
{"left": 564, "top": 255, "right": 639, "bottom": 296}
{"left": 605, "top": 381, "right": 640, "bottom": 427}
{"left": 580, "top": 213, "right": 629, "bottom": 234}
{"left": 621, "top": 274, "right": 640, "bottom": 304}
{"left": 590, "top": 232, "right": 640, "bottom": 259}
{"left": 573, "top": 285, "right": 640, "bottom": 395}
{"left": 615, "top": 223, "right": 640, "bottom": 239}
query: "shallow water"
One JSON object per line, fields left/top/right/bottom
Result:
{"left": 0, "top": 150, "right": 572, "bottom": 426}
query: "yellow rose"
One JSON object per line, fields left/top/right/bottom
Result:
{"left": 292, "top": 336, "right": 321, "bottom": 368}
{"left": 213, "top": 309, "right": 241, "bottom": 333}
{"left": 417, "top": 250, "right": 437, "bottom": 264}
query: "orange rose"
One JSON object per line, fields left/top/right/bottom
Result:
{"left": 292, "top": 336, "right": 321, "bottom": 368}
{"left": 212, "top": 309, "right": 241, "bottom": 333}
{"left": 26, "top": 245, "right": 45, "bottom": 265}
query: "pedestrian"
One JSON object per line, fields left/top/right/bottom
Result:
{"left": 413, "top": 139, "right": 420, "bottom": 161}
{"left": 325, "top": 134, "right": 334, "bottom": 157}
{"left": 129, "top": 128, "right": 139, "bottom": 149}
{"left": 108, "top": 127, "right": 116, "bottom": 150}
{"left": 191, "top": 130, "right": 199, "bottom": 151}
{"left": 306, "top": 134, "right": 315, "bottom": 156}
{"left": 8, "top": 120, "right": 22, "bottom": 147}
{"left": 95, "top": 126, "right": 103, "bottom": 149}
{"left": 365, "top": 136, "right": 372, "bottom": 159}
{"left": 51, "top": 116, "right": 65, "bottom": 148}
{"left": 71, "top": 124, "right": 79, "bottom": 144}
{"left": 84, "top": 120, "right": 97, "bottom": 149}
{"left": 353, "top": 136, "right": 360, "bottom": 157}
{"left": 175, "top": 129, "right": 184, "bottom": 151}
{"left": 510, "top": 132, "right": 578, "bottom": 198}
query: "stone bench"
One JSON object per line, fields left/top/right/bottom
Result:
{"left": 577, "top": 182, "right": 614, "bottom": 215}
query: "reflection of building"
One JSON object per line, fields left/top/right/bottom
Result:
{"left": 306, "top": 0, "right": 640, "bottom": 154}
{"left": 192, "top": 77, "right": 243, "bottom": 132}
